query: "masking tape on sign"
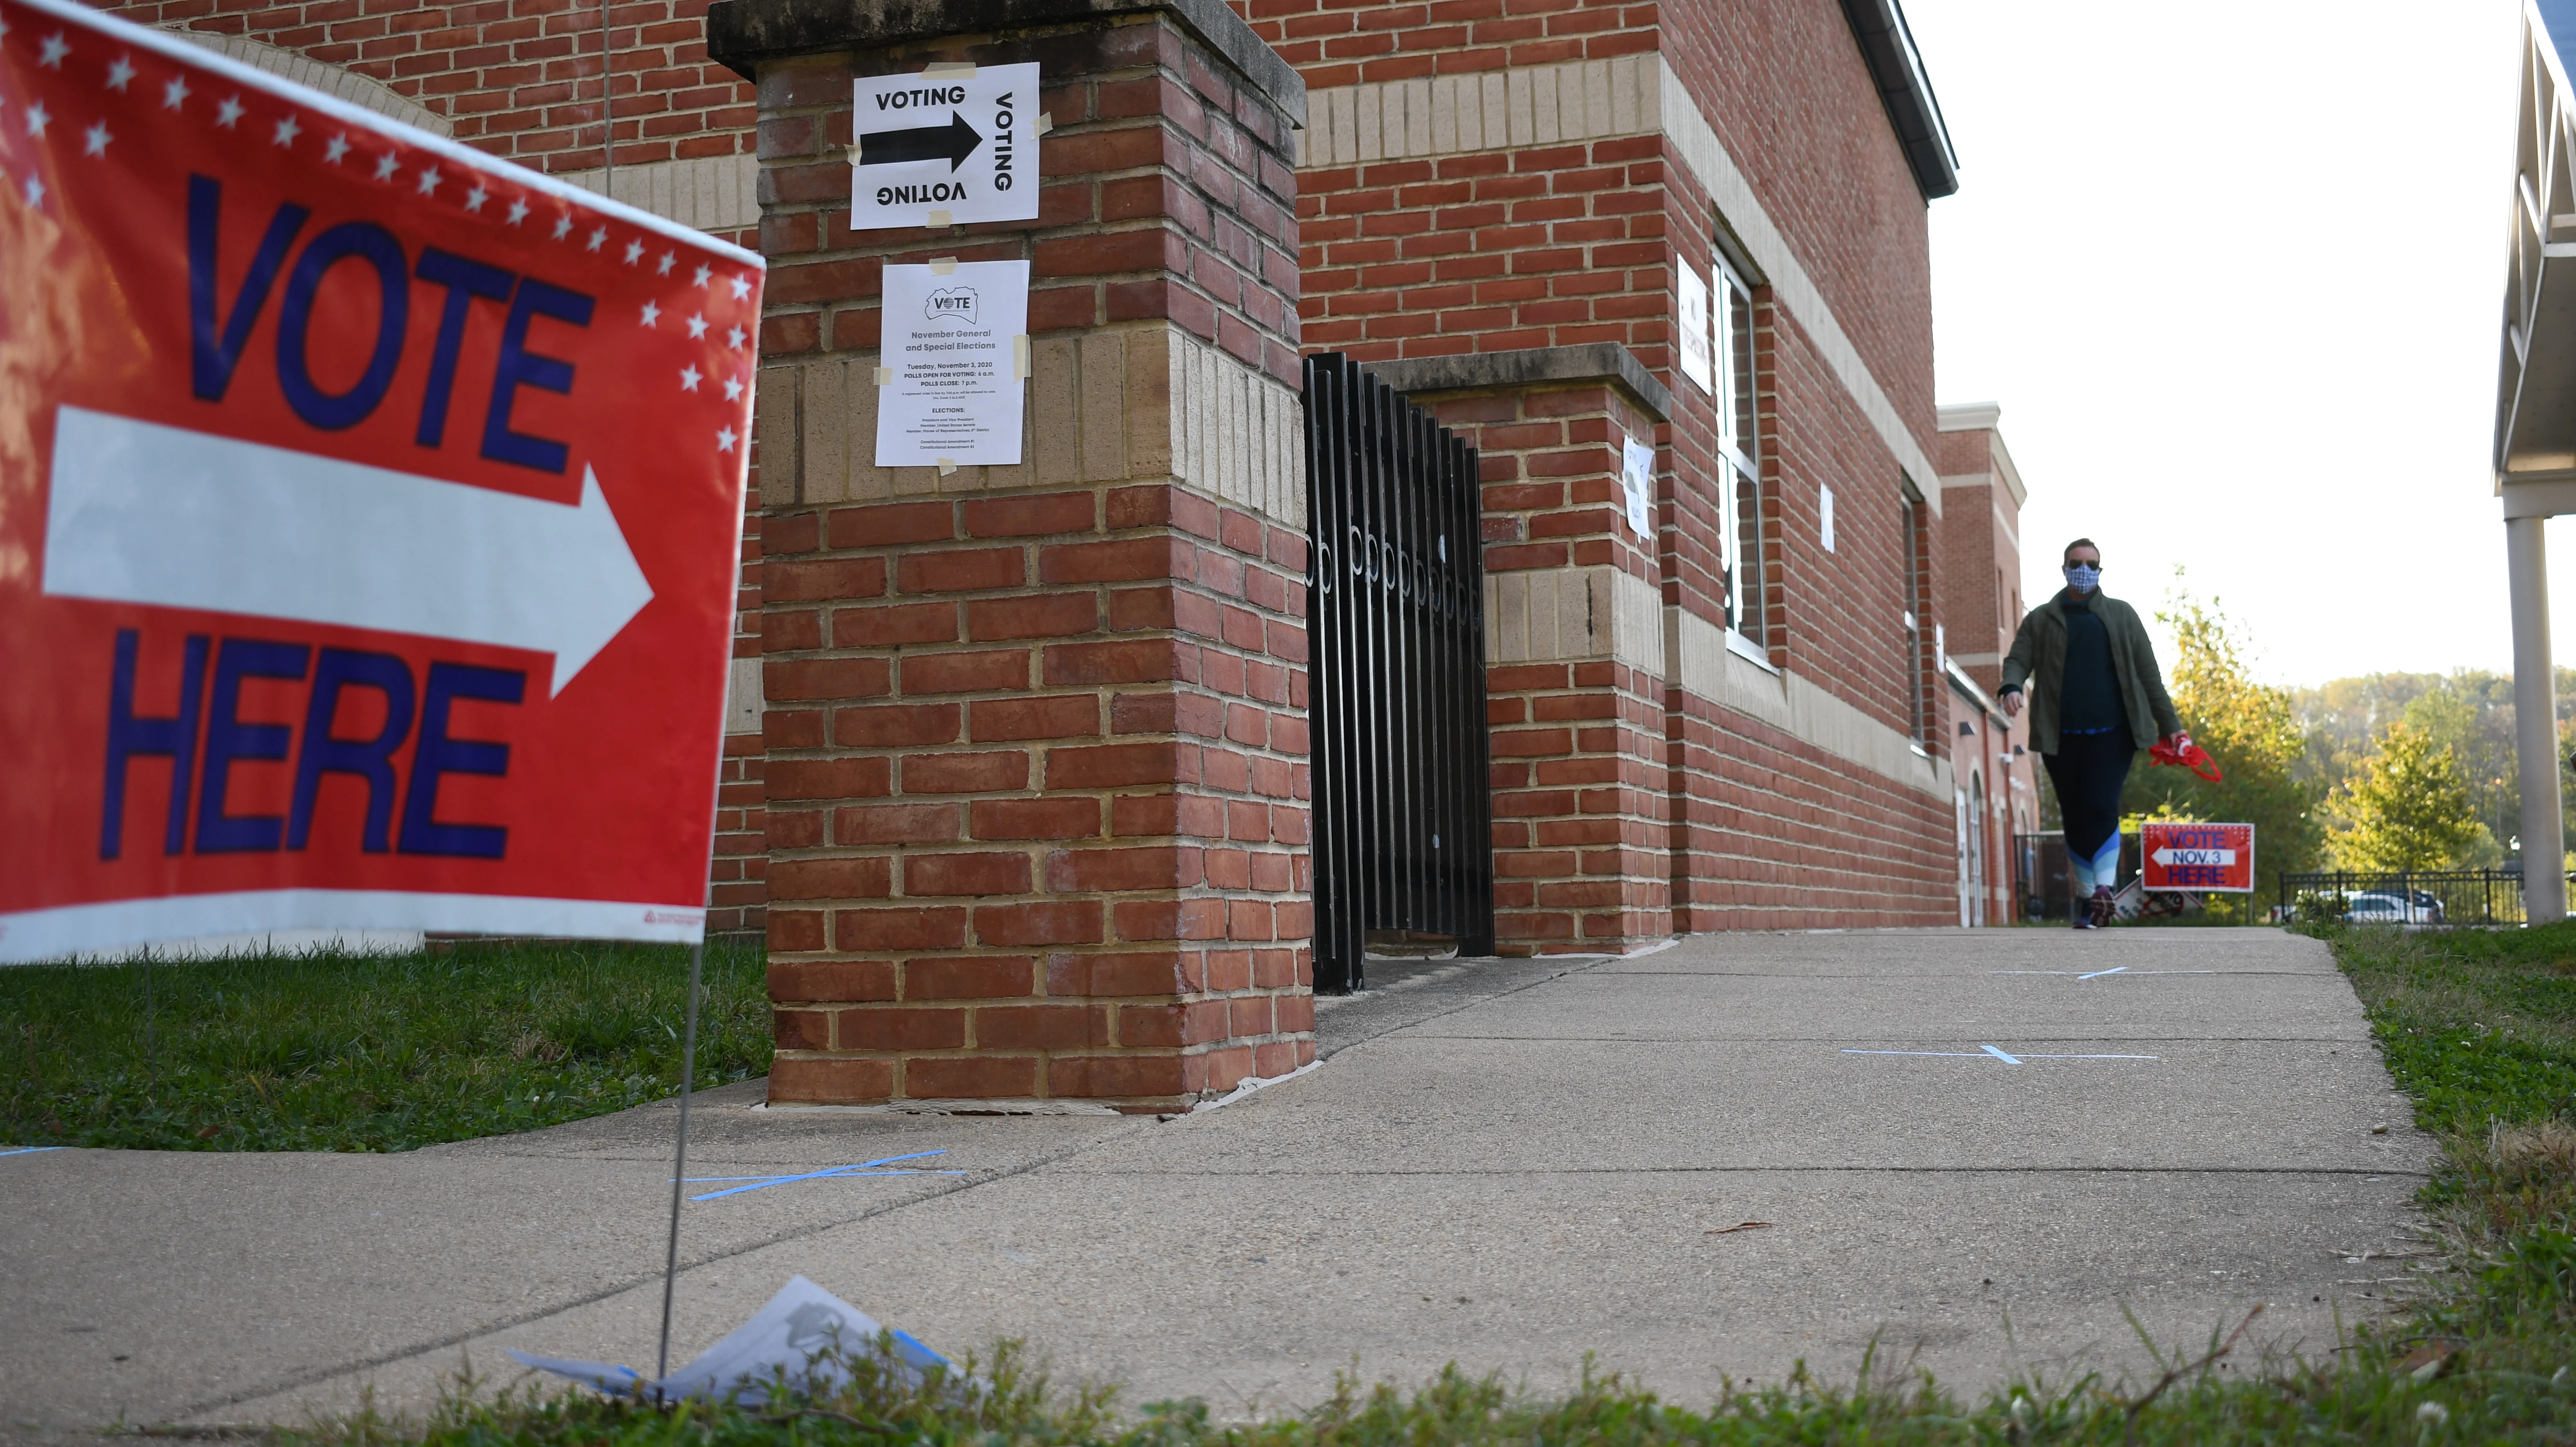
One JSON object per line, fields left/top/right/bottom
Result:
{"left": 923, "top": 61, "right": 976, "bottom": 77}
{"left": 928, "top": 257, "right": 957, "bottom": 275}
{"left": 1013, "top": 335, "right": 1028, "bottom": 380}
{"left": 936, "top": 457, "right": 958, "bottom": 476}
{"left": 1034, "top": 112, "right": 1053, "bottom": 136}
{"left": 874, "top": 366, "right": 892, "bottom": 386}
{"left": 926, "top": 209, "right": 953, "bottom": 229}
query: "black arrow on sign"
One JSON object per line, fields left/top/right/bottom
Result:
{"left": 857, "top": 111, "right": 985, "bottom": 172}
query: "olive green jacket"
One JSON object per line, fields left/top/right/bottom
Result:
{"left": 1997, "top": 590, "right": 2181, "bottom": 755}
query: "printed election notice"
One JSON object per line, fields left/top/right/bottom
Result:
{"left": 875, "top": 261, "right": 1029, "bottom": 468}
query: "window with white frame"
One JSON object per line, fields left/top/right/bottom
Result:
{"left": 1711, "top": 254, "right": 1765, "bottom": 643}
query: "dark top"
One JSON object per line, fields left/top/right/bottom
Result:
{"left": 2057, "top": 593, "right": 2122, "bottom": 733}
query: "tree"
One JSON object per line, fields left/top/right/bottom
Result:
{"left": 2327, "top": 722, "right": 2487, "bottom": 872}
{"left": 2120, "top": 578, "right": 2322, "bottom": 914}
{"left": 2294, "top": 668, "right": 2575, "bottom": 866}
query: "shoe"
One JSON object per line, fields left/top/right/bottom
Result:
{"left": 2071, "top": 913, "right": 2095, "bottom": 930}
{"left": 2088, "top": 886, "right": 2117, "bottom": 928}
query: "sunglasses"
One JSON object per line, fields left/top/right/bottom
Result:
{"left": 2063, "top": 561, "right": 2103, "bottom": 570}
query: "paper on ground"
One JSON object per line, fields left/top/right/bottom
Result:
{"left": 509, "top": 1275, "right": 947, "bottom": 1404}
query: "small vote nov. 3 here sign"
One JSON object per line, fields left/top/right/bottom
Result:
{"left": 2139, "top": 822, "right": 2255, "bottom": 893}
{"left": 0, "top": 0, "right": 761, "bottom": 962}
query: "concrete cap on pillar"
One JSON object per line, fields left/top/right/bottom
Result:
{"left": 705, "top": 0, "right": 1306, "bottom": 128}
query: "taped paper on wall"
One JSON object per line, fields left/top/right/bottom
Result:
{"left": 509, "top": 1276, "right": 947, "bottom": 1405}
{"left": 1620, "top": 436, "right": 1655, "bottom": 538}
{"left": 850, "top": 62, "right": 1041, "bottom": 229}
{"left": 876, "top": 260, "right": 1029, "bottom": 468}
{"left": 1677, "top": 267, "right": 1713, "bottom": 394}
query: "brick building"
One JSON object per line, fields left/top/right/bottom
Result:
{"left": 84, "top": 0, "right": 2033, "bottom": 1106}
{"left": 1934, "top": 402, "right": 2040, "bottom": 925}
{"left": 1242, "top": 0, "right": 1972, "bottom": 943}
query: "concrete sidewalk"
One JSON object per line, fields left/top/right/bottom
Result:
{"left": 1, "top": 928, "right": 2433, "bottom": 1430}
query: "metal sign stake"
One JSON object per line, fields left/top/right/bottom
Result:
{"left": 656, "top": 934, "right": 704, "bottom": 1385}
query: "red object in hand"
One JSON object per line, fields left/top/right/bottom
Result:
{"left": 2149, "top": 736, "right": 2223, "bottom": 782}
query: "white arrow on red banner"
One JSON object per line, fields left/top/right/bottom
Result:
{"left": 40, "top": 406, "right": 651, "bottom": 694}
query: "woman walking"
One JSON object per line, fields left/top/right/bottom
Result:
{"left": 1997, "top": 539, "right": 2191, "bottom": 929}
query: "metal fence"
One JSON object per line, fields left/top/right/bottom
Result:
{"left": 1302, "top": 352, "right": 1496, "bottom": 994}
{"left": 2276, "top": 870, "right": 2574, "bottom": 927}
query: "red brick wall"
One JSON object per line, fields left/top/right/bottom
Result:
{"left": 1245, "top": 0, "right": 1961, "bottom": 935}
{"left": 130, "top": 0, "right": 1981, "bottom": 951}
{"left": 1454, "top": 381, "right": 1672, "bottom": 950}
{"left": 1294, "top": 132, "right": 1669, "bottom": 365}
{"left": 1935, "top": 427, "right": 2004, "bottom": 686}
{"left": 1667, "top": 690, "right": 1959, "bottom": 928}
{"left": 103, "top": 0, "right": 756, "bottom": 178}
{"left": 1238, "top": 0, "right": 1934, "bottom": 456}
{"left": 745, "top": 11, "right": 1315, "bottom": 1104}
{"left": 1234, "top": 0, "right": 1943, "bottom": 744}
{"left": 1935, "top": 422, "right": 2042, "bottom": 921}
{"left": 1659, "top": 0, "right": 1935, "bottom": 454}
{"left": 707, "top": 511, "right": 766, "bottom": 936}
{"left": 758, "top": 486, "right": 1315, "bottom": 1104}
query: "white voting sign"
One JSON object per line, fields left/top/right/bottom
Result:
{"left": 876, "top": 260, "right": 1030, "bottom": 469}
{"left": 851, "top": 63, "right": 1041, "bottom": 229}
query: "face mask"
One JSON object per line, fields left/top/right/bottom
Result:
{"left": 2064, "top": 564, "right": 2100, "bottom": 593}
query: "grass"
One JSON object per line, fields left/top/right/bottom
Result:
{"left": 267, "top": 920, "right": 2576, "bottom": 1445}
{"left": 0, "top": 938, "right": 770, "bottom": 1152}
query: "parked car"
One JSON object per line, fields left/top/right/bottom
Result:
{"left": 2342, "top": 891, "right": 2436, "bottom": 926}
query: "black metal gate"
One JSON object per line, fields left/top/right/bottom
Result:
{"left": 1302, "top": 352, "right": 1495, "bottom": 993}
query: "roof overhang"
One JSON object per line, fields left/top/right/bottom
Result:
{"left": 1946, "top": 659, "right": 2005, "bottom": 724}
{"left": 2495, "top": 2, "right": 2576, "bottom": 515}
{"left": 1839, "top": 0, "right": 1960, "bottom": 200}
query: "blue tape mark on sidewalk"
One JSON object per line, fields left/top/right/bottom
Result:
{"left": 1841, "top": 1049, "right": 1985, "bottom": 1058}
{"left": 1989, "top": 969, "right": 2217, "bottom": 977}
{"left": 1842, "top": 1047, "right": 2159, "bottom": 1064}
{"left": 678, "top": 1149, "right": 969, "bottom": 1202}
{"left": 2020, "top": 1052, "right": 2160, "bottom": 1060}
{"left": 0, "top": 1146, "right": 67, "bottom": 1158}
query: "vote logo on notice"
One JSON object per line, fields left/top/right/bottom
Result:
{"left": 849, "top": 63, "right": 1041, "bottom": 229}
{"left": 2139, "top": 822, "right": 2255, "bottom": 893}
{"left": 925, "top": 286, "right": 978, "bottom": 324}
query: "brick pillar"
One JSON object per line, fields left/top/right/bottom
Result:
{"left": 1367, "top": 348, "right": 1676, "bottom": 956}
{"left": 707, "top": 523, "right": 769, "bottom": 939}
{"left": 708, "top": 0, "right": 1315, "bottom": 1109}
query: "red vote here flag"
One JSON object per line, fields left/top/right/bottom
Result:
{"left": 0, "top": 0, "right": 763, "bottom": 961}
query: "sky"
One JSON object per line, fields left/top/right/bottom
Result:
{"left": 1903, "top": 0, "right": 2528, "bottom": 687}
